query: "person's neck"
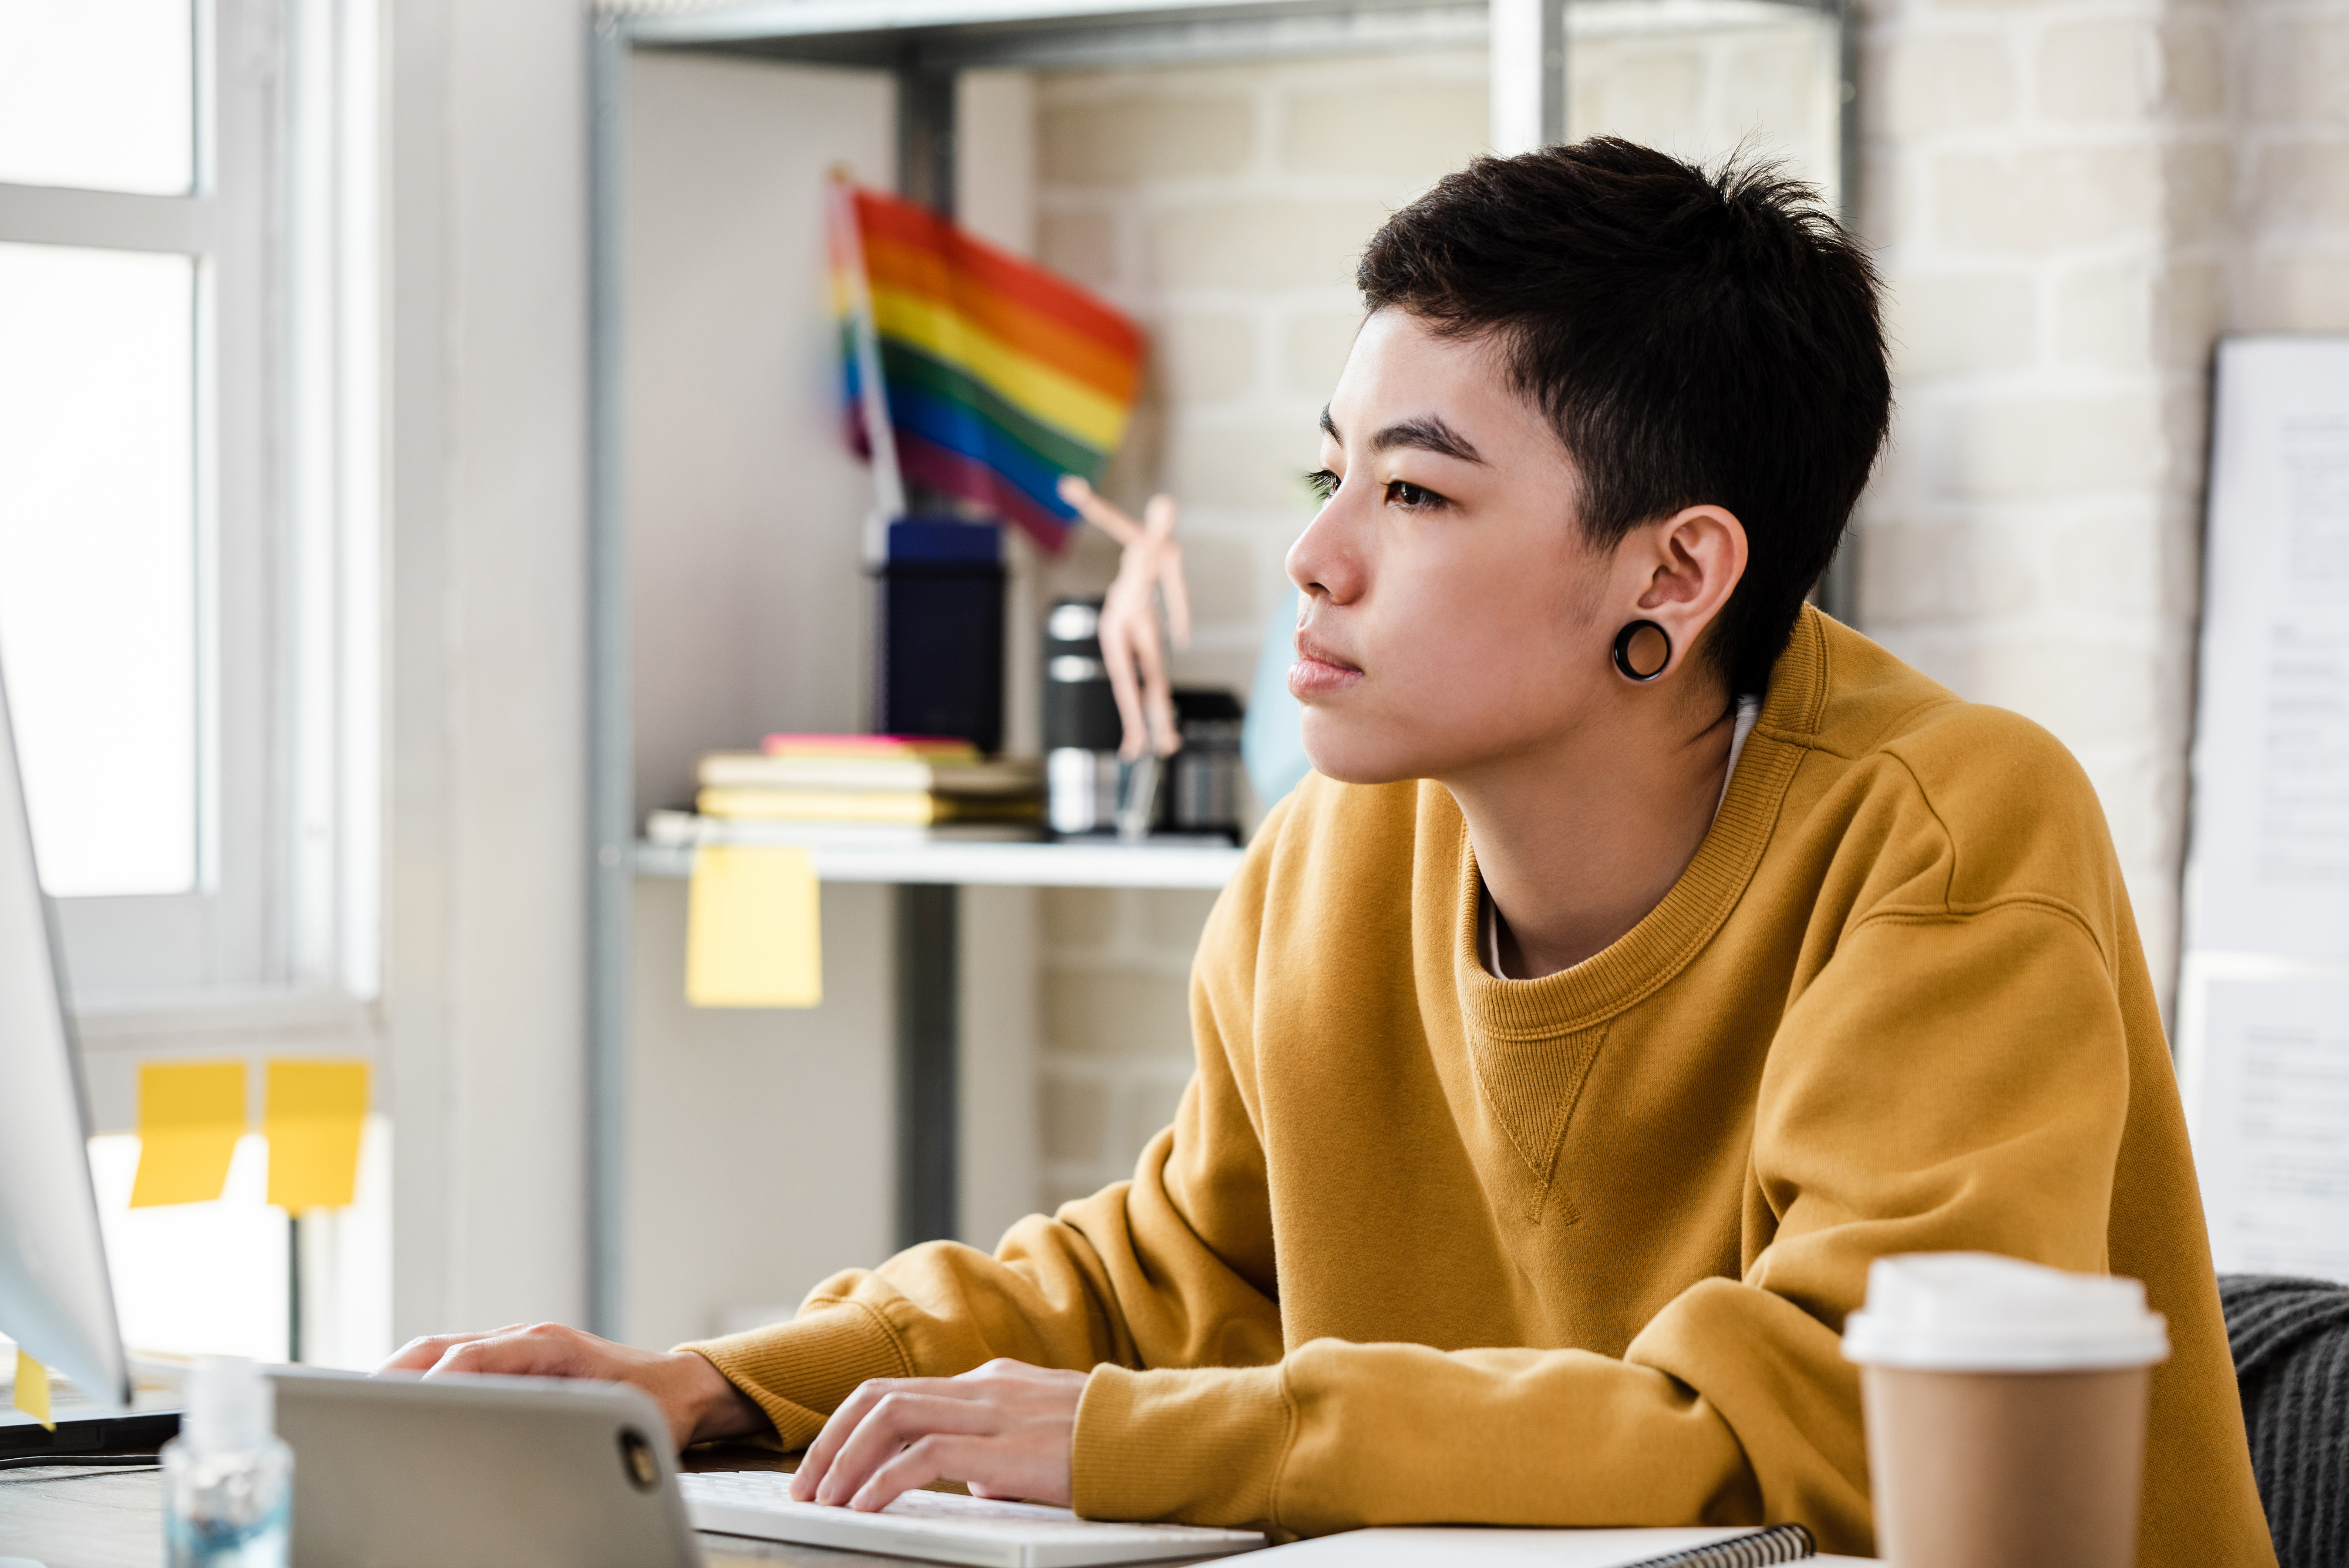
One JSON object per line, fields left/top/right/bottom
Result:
{"left": 1446, "top": 687, "right": 1739, "bottom": 981}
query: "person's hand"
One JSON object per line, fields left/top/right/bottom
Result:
{"left": 378, "top": 1321, "right": 769, "bottom": 1450}
{"left": 1058, "top": 475, "right": 1189, "bottom": 760}
{"left": 787, "top": 1358, "right": 1087, "bottom": 1513}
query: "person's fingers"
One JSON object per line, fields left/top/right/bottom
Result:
{"left": 1058, "top": 475, "right": 1143, "bottom": 546}
{"left": 845, "top": 1434, "right": 999, "bottom": 1513}
{"left": 379, "top": 1333, "right": 482, "bottom": 1373}
{"left": 841, "top": 1362, "right": 1085, "bottom": 1509}
{"left": 429, "top": 1324, "right": 596, "bottom": 1380}
{"left": 376, "top": 1325, "right": 527, "bottom": 1374}
{"left": 792, "top": 1375, "right": 935, "bottom": 1502}
{"left": 790, "top": 1378, "right": 886, "bottom": 1502}
{"left": 815, "top": 1392, "right": 1001, "bottom": 1508}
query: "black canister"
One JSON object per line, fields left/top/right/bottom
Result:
{"left": 1042, "top": 598, "right": 1125, "bottom": 833}
{"left": 876, "top": 519, "right": 1005, "bottom": 753}
{"left": 1169, "top": 688, "right": 1245, "bottom": 842}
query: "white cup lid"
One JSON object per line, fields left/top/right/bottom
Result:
{"left": 1841, "top": 1253, "right": 2170, "bottom": 1371}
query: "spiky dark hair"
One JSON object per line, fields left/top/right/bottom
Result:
{"left": 1357, "top": 138, "right": 1891, "bottom": 695}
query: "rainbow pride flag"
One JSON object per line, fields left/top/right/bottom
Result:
{"left": 829, "top": 181, "right": 1146, "bottom": 550}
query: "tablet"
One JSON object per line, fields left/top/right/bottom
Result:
{"left": 268, "top": 1367, "right": 702, "bottom": 1568}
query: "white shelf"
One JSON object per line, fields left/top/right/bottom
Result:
{"left": 635, "top": 836, "right": 1245, "bottom": 890}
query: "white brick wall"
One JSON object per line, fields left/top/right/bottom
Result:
{"left": 1857, "top": 0, "right": 2349, "bottom": 1014}
{"left": 2233, "top": 0, "right": 2349, "bottom": 327}
{"left": 1569, "top": 2, "right": 1842, "bottom": 198}
{"left": 1855, "top": 0, "right": 2230, "bottom": 1003}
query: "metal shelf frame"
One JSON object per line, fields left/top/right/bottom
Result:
{"left": 584, "top": 0, "right": 1859, "bottom": 1338}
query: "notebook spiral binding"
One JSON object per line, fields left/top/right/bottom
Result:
{"left": 1637, "top": 1523, "right": 1815, "bottom": 1567}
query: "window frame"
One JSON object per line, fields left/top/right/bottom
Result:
{"left": 0, "top": 0, "right": 381, "bottom": 1029}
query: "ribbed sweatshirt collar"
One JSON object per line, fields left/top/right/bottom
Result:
{"left": 1448, "top": 605, "right": 1831, "bottom": 1038}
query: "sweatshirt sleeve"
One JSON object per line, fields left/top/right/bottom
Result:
{"left": 676, "top": 843, "right": 1291, "bottom": 1453}
{"left": 1067, "top": 897, "right": 2134, "bottom": 1554}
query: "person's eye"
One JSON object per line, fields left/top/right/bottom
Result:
{"left": 1385, "top": 479, "right": 1446, "bottom": 510}
{"left": 1305, "top": 468, "right": 1341, "bottom": 502}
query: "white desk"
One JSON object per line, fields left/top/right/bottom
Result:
{"left": 0, "top": 1465, "right": 1882, "bottom": 1567}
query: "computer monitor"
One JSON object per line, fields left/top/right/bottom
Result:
{"left": 0, "top": 649, "right": 130, "bottom": 1409}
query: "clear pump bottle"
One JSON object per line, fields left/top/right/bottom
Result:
{"left": 160, "top": 1357, "right": 293, "bottom": 1568}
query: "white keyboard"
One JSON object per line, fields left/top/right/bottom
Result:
{"left": 679, "top": 1469, "right": 1266, "bottom": 1567}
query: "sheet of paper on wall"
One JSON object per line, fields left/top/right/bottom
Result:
{"left": 264, "top": 1060, "right": 371, "bottom": 1210}
{"left": 686, "top": 844, "right": 823, "bottom": 1008}
{"left": 2187, "top": 976, "right": 2349, "bottom": 1284}
{"left": 2186, "top": 336, "right": 2349, "bottom": 955}
{"left": 129, "top": 1059, "right": 248, "bottom": 1207}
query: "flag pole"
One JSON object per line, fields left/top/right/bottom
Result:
{"left": 829, "top": 170, "right": 907, "bottom": 524}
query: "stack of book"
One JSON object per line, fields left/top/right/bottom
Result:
{"left": 647, "top": 734, "right": 1044, "bottom": 849}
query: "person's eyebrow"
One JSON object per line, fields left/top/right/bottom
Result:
{"left": 1370, "top": 415, "right": 1485, "bottom": 465}
{"left": 1318, "top": 407, "right": 1486, "bottom": 466}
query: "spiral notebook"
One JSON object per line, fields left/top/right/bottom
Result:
{"left": 1250, "top": 1523, "right": 1816, "bottom": 1566}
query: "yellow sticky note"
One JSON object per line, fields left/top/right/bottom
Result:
{"left": 130, "top": 1061, "right": 247, "bottom": 1207}
{"left": 685, "top": 844, "right": 822, "bottom": 1008}
{"left": 14, "top": 1347, "right": 52, "bottom": 1429}
{"left": 264, "top": 1060, "right": 370, "bottom": 1211}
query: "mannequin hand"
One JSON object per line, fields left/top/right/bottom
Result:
{"left": 788, "top": 1359, "right": 1087, "bottom": 1513}
{"left": 378, "top": 1322, "right": 768, "bottom": 1450}
{"left": 1059, "top": 474, "right": 1189, "bottom": 759}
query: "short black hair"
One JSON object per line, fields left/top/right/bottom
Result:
{"left": 1357, "top": 137, "right": 1890, "bottom": 696}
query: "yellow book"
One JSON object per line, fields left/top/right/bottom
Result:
{"left": 695, "top": 788, "right": 1041, "bottom": 825}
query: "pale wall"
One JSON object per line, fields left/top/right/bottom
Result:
{"left": 385, "top": 0, "right": 590, "bottom": 1339}
{"left": 617, "top": 53, "right": 1044, "bottom": 1347}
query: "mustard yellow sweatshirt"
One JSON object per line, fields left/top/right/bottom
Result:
{"left": 683, "top": 608, "right": 2274, "bottom": 1566}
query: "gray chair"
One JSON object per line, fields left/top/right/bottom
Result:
{"left": 2218, "top": 1274, "right": 2349, "bottom": 1568}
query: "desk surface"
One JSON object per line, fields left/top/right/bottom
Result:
{"left": 0, "top": 1458, "right": 1877, "bottom": 1567}
{"left": 0, "top": 1450, "right": 1231, "bottom": 1568}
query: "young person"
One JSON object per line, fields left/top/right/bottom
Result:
{"left": 387, "top": 140, "right": 2274, "bottom": 1564}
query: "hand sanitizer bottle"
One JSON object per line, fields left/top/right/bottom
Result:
{"left": 161, "top": 1357, "right": 293, "bottom": 1568}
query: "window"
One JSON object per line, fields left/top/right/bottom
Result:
{"left": 0, "top": 0, "right": 386, "bottom": 1367}
{"left": 0, "top": 242, "right": 199, "bottom": 899}
{"left": 0, "top": 0, "right": 380, "bottom": 1004}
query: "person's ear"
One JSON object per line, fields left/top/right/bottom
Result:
{"left": 1610, "top": 505, "right": 1748, "bottom": 684}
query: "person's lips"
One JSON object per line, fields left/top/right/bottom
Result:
{"left": 1289, "top": 634, "right": 1363, "bottom": 700}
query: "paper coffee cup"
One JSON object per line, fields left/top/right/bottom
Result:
{"left": 1842, "top": 1254, "right": 2169, "bottom": 1568}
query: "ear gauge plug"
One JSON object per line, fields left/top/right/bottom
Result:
{"left": 1612, "top": 620, "right": 1671, "bottom": 682}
